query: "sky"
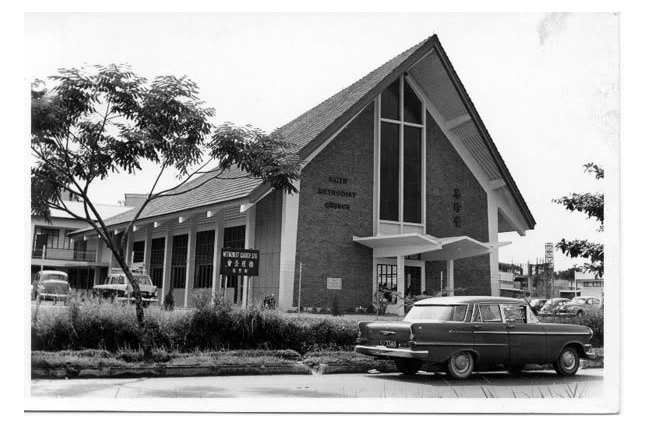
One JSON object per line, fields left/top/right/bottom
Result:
{"left": 25, "top": 12, "right": 619, "bottom": 272}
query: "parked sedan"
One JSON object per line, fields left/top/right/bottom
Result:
{"left": 555, "top": 296, "right": 602, "bottom": 317}
{"left": 355, "top": 296, "right": 594, "bottom": 380}
{"left": 538, "top": 298, "right": 570, "bottom": 317}
{"left": 31, "top": 270, "right": 71, "bottom": 302}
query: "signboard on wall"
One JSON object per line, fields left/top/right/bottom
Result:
{"left": 219, "top": 248, "right": 259, "bottom": 276}
{"left": 326, "top": 277, "right": 342, "bottom": 290}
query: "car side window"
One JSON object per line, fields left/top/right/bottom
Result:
{"left": 502, "top": 304, "right": 527, "bottom": 323}
{"left": 475, "top": 304, "right": 502, "bottom": 323}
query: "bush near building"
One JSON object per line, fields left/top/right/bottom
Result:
{"left": 31, "top": 297, "right": 358, "bottom": 354}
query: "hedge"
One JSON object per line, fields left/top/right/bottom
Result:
{"left": 31, "top": 297, "right": 358, "bottom": 354}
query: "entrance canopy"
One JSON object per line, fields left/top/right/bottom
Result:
{"left": 353, "top": 233, "right": 495, "bottom": 260}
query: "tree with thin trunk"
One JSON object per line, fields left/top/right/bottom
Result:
{"left": 31, "top": 65, "right": 301, "bottom": 355}
{"left": 552, "top": 163, "right": 604, "bottom": 278}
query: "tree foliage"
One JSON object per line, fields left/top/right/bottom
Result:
{"left": 553, "top": 163, "right": 604, "bottom": 278}
{"left": 31, "top": 64, "right": 301, "bottom": 344}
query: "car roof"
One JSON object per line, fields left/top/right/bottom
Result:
{"left": 39, "top": 270, "right": 67, "bottom": 276}
{"left": 413, "top": 296, "right": 527, "bottom": 306}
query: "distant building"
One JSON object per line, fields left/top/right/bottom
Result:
{"left": 31, "top": 193, "right": 132, "bottom": 289}
{"left": 498, "top": 263, "right": 528, "bottom": 298}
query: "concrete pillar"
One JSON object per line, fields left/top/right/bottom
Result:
{"left": 488, "top": 196, "right": 500, "bottom": 296}
{"left": 447, "top": 259, "right": 455, "bottom": 296}
{"left": 161, "top": 222, "right": 174, "bottom": 304}
{"left": 184, "top": 217, "right": 198, "bottom": 308}
{"left": 243, "top": 206, "right": 256, "bottom": 308}
{"left": 125, "top": 232, "right": 134, "bottom": 265}
{"left": 396, "top": 255, "right": 405, "bottom": 316}
{"left": 143, "top": 225, "right": 152, "bottom": 273}
{"left": 278, "top": 181, "right": 300, "bottom": 310}
{"left": 211, "top": 211, "right": 225, "bottom": 299}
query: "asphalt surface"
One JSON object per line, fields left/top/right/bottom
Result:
{"left": 31, "top": 369, "right": 603, "bottom": 399}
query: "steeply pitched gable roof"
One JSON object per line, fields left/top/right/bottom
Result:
{"left": 81, "top": 34, "right": 535, "bottom": 232}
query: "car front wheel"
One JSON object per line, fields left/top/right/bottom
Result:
{"left": 554, "top": 346, "right": 580, "bottom": 376}
{"left": 394, "top": 359, "right": 423, "bottom": 376}
{"left": 446, "top": 351, "right": 475, "bottom": 380}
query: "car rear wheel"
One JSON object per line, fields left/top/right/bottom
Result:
{"left": 446, "top": 351, "right": 475, "bottom": 380}
{"left": 554, "top": 346, "right": 580, "bottom": 376}
{"left": 394, "top": 359, "right": 423, "bottom": 376}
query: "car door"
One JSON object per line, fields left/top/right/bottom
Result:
{"left": 472, "top": 303, "right": 509, "bottom": 365}
{"left": 502, "top": 303, "right": 546, "bottom": 364}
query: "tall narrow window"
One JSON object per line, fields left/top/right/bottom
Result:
{"left": 381, "top": 80, "right": 400, "bottom": 120}
{"left": 403, "top": 80, "right": 423, "bottom": 124}
{"left": 379, "top": 122, "right": 400, "bottom": 221}
{"left": 378, "top": 76, "right": 424, "bottom": 225}
{"left": 194, "top": 230, "right": 215, "bottom": 289}
{"left": 132, "top": 241, "right": 145, "bottom": 263}
{"left": 149, "top": 237, "right": 165, "bottom": 288}
{"left": 170, "top": 234, "right": 188, "bottom": 289}
{"left": 403, "top": 126, "right": 422, "bottom": 223}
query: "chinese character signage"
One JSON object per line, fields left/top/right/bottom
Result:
{"left": 220, "top": 248, "right": 260, "bottom": 276}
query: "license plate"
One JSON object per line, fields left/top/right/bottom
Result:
{"left": 378, "top": 340, "right": 398, "bottom": 348}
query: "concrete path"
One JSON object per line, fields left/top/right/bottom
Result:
{"left": 31, "top": 369, "right": 603, "bottom": 399}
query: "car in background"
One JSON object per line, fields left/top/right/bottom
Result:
{"left": 529, "top": 298, "right": 548, "bottom": 313}
{"left": 538, "top": 298, "right": 570, "bottom": 317}
{"left": 355, "top": 296, "right": 594, "bottom": 380}
{"left": 93, "top": 266, "right": 158, "bottom": 306}
{"left": 31, "top": 270, "right": 71, "bottom": 302}
{"left": 555, "top": 296, "right": 602, "bottom": 317}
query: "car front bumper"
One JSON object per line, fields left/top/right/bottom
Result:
{"left": 354, "top": 345, "right": 428, "bottom": 359}
{"left": 583, "top": 344, "right": 596, "bottom": 359}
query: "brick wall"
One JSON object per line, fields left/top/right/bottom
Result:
{"left": 294, "top": 103, "right": 375, "bottom": 311}
{"left": 425, "top": 111, "right": 491, "bottom": 295}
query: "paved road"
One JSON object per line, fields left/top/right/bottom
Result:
{"left": 31, "top": 369, "right": 603, "bottom": 399}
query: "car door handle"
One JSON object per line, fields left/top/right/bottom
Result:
{"left": 507, "top": 324, "right": 515, "bottom": 329}
{"left": 474, "top": 324, "right": 482, "bottom": 329}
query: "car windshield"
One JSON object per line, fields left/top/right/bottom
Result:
{"left": 404, "top": 305, "right": 468, "bottom": 322}
{"left": 570, "top": 298, "right": 587, "bottom": 305}
{"left": 42, "top": 273, "right": 67, "bottom": 282}
{"left": 134, "top": 275, "right": 151, "bottom": 285}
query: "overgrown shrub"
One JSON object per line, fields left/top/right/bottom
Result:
{"left": 31, "top": 296, "right": 359, "bottom": 354}
{"left": 538, "top": 308, "right": 604, "bottom": 347}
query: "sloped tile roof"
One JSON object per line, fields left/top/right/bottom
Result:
{"left": 89, "top": 166, "right": 262, "bottom": 229}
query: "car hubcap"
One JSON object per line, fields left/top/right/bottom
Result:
{"left": 454, "top": 354, "right": 470, "bottom": 373}
{"left": 561, "top": 350, "right": 576, "bottom": 371}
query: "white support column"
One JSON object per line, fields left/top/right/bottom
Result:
{"left": 211, "top": 211, "right": 225, "bottom": 298}
{"left": 278, "top": 181, "right": 300, "bottom": 311}
{"left": 488, "top": 195, "right": 500, "bottom": 296}
{"left": 143, "top": 225, "right": 152, "bottom": 273}
{"left": 447, "top": 260, "right": 455, "bottom": 296}
{"left": 396, "top": 255, "right": 405, "bottom": 316}
{"left": 184, "top": 217, "right": 198, "bottom": 308}
{"left": 125, "top": 232, "right": 134, "bottom": 265}
{"left": 161, "top": 223, "right": 174, "bottom": 304}
{"left": 243, "top": 205, "right": 256, "bottom": 308}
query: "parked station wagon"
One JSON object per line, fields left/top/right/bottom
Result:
{"left": 355, "top": 296, "right": 594, "bottom": 379}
